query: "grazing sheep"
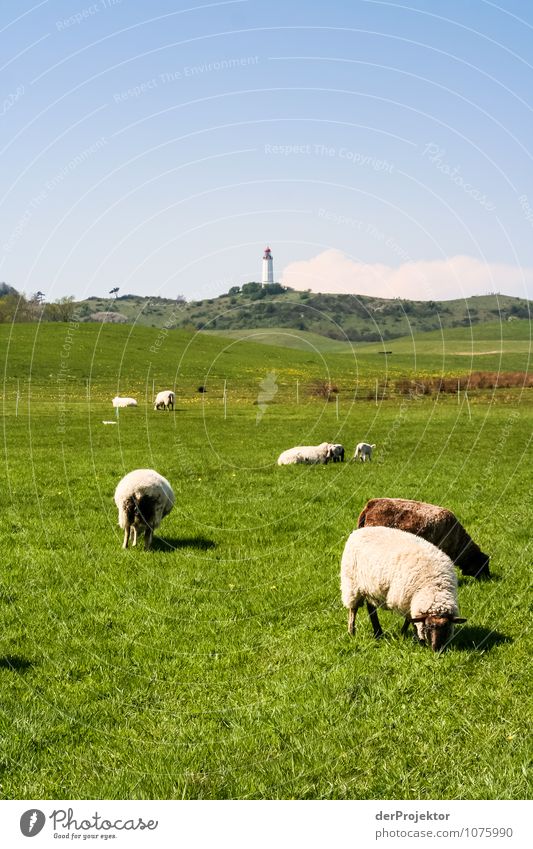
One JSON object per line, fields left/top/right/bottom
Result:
{"left": 154, "top": 389, "right": 175, "bottom": 411}
{"left": 340, "top": 526, "right": 466, "bottom": 651}
{"left": 114, "top": 469, "right": 174, "bottom": 550}
{"left": 353, "top": 442, "right": 375, "bottom": 462}
{"left": 277, "top": 442, "right": 335, "bottom": 465}
{"left": 112, "top": 396, "right": 137, "bottom": 408}
{"left": 330, "top": 444, "right": 345, "bottom": 462}
{"left": 357, "top": 498, "right": 490, "bottom": 579}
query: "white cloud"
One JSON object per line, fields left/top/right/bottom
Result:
{"left": 280, "top": 250, "right": 533, "bottom": 300}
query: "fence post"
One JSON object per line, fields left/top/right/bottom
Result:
{"left": 464, "top": 390, "right": 472, "bottom": 421}
{"left": 375, "top": 378, "right": 378, "bottom": 406}
{"left": 15, "top": 379, "right": 20, "bottom": 417}
{"left": 296, "top": 379, "right": 299, "bottom": 405}
{"left": 336, "top": 393, "right": 339, "bottom": 420}
{"left": 223, "top": 379, "right": 227, "bottom": 420}
{"left": 457, "top": 379, "right": 460, "bottom": 404}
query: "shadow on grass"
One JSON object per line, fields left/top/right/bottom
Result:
{"left": 451, "top": 626, "right": 512, "bottom": 651}
{"left": 458, "top": 573, "right": 501, "bottom": 587}
{"left": 0, "top": 655, "right": 34, "bottom": 673}
{"left": 151, "top": 535, "right": 216, "bottom": 552}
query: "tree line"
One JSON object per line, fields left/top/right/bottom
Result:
{"left": 0, "top": 285, "right": 78, "bottom": 323}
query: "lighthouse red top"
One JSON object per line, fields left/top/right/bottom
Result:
{"left": 263, "top": 246, "right": 272, "bottom": 257}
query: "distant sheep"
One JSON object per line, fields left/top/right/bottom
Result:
{"left": 277, "top": 442, "right": 335, "bottom": 465}
{"left": 340, "top": 526, "right": 466, "bottom": 651}
{"left": 112, "top": 396, "right": 137, "bottom": 408}
{"left": 330, "top": 444, "right": 345, "bottom": 462}
{"left": 154, "top": 390, "right": 175, "bottom": 411}
{"left": 357, "top": 498, "right": 490, "bottom": 579}
{"left": 114, "top": 469, "right": 175, "bottom": 550}
{"left": 353, "top": 442, "right": 375, "bottom": 462}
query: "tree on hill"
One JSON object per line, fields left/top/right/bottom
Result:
{"left": 0, "top": 292, "right": 31, "bottom": 322}
{"left": 44, "top": 296, "right": 77, "bottom": 322}
{"left": 0, "top": 282, "right": 19, "bottom": 297}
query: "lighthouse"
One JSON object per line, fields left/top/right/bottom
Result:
{"left": 262, "top": 246, "right": 274, "bottom": 286}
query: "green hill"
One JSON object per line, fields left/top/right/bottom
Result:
{"left": 75, "top": 288, "right": 531, "bottom": 343}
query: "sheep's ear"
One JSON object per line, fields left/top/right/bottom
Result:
{"left": 452, "top": 617, "right": 467, "bottom": 623}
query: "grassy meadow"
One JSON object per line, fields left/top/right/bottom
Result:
{"left": 0, "top": 320, "right": 531, "bottom": 799}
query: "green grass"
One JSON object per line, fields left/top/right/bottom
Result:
{"left": 0, "top": 323, "right": 531, "bottom": 799}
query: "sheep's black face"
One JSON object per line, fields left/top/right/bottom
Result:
{"left": 472, "top": 553, "right": 491, "bottom": 580}
{"left": 460, "top": 548, "right": 491, "bottom": 579}
{"left": 420, "top": 616, "right": 454, "bottom": 652}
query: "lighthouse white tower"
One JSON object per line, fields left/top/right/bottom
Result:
{"left": 262, "top": 246, "right": 274, "bottom": 286}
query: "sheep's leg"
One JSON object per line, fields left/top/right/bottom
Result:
{"left": 122, "top": 524, "right": 130, "bottom": 549}
{"left": 348, "top": 599, "right": 364, "bottom": 635}
{"left": 144, "top": 527, "right": 153, "bottom": 550}
{"left": 367, "top": 602, "right": 384, "bottom": 638}
{"left": 131, "top": 525, "right": 137, "bottom": 547}
{"left": 401, "top": 616, "right": 411, "bottom": 636}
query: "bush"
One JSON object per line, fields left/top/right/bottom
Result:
{"left": 310, "top": 380, "right": 339, "bottom": 400}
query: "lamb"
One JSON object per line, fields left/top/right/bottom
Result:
{"left": 277, "top": 442, "right": 335, "bottom": 465}
{"left": 330, "top": 444, "right": 345, "bottom": 462}
{"left": 154, "top": 390, "right": 175, "bottom": 411}
{"left": 340, "top": 526, "right": 466, "bottom": 651}
{"left": 112, "top": 396, "right": 137, "bottom": 408}
{"left": 357, "top": 498, "right": 490, "bottom": 579}
{"left": 114, "top": 469, "right": 175, "bottom": 550}
{"left": 353, "top": 442, "right": 375, "bottom": 462}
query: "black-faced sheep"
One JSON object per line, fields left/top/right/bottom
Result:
{"left": 114, "top": 469, "right": 175, "bottom": 550}
{"left": 340, "top": 526, "right": 466, "bottom": 651}
{"left": 154, "top": 390, "right": 175, "bottom": 411}
{"left": 357, "top": 498, "right": 490, "bottom": 579}
{"left": 330, "top": 444, "right": 345, "bottom": 462}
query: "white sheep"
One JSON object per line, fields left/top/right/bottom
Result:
{"left": 114, "top": 469, "right": 175, "bottom": 550}
{"left": 154, "top": 390, "right": 175, "bottom": 411}
{"left": 277, "top": 442, "right": 335, "bottom": 465}
{"left": 340, "top": 526, "right": 466, "bottom": 651}
{"left": 112, "top": 396, "right": 138, "bottom": 408}
{"left": 353, "top": 442, "right": 375, "bottom": 462}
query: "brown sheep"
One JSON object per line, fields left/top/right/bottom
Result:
{"left": 357, "top": 498, "right": 490, "bottom": 579}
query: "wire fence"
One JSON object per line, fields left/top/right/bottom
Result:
{"left": 2, "top": 373, "right": 531, "bottom": 414}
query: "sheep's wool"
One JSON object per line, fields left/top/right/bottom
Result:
{"left": 341, "top": 526, "right": 458, "bottom": 623}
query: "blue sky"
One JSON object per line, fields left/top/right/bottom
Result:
{"left": 1, "top": 0, "right": 532, "bottom": 302}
